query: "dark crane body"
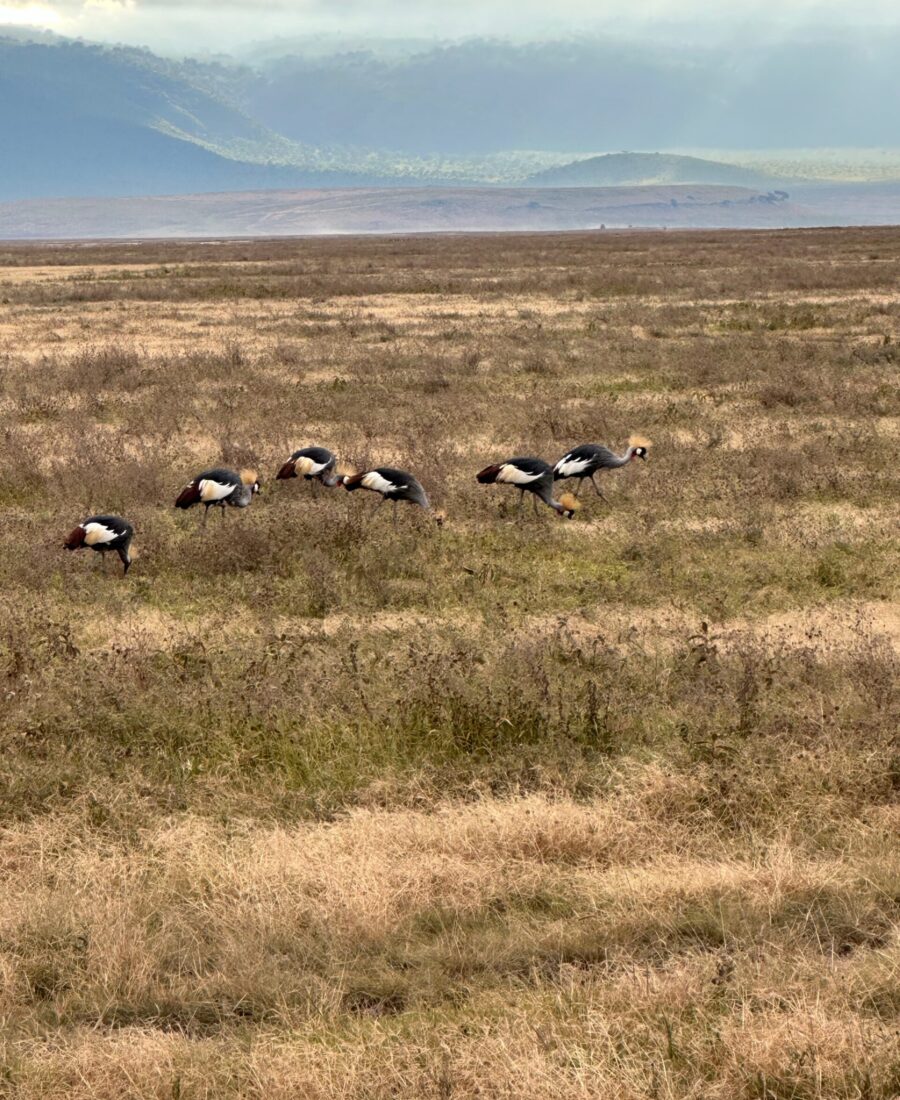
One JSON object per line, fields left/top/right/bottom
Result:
{"left": 276, "top": 447, "right": 340, "bottom": 493}
{"left": 64, "top": 515, "right": 134, "bottom": 573}
{"left": 175, "top": 467, "right": 260, "bottom": 522}
{"left": 553, "top": 438, "right": 649, "bottom": 499}
{"left": 477, "top": 456, "right": 578, "bottom": 518}
{"left": 342, "top": 467, "right": 440, "bottom": 527}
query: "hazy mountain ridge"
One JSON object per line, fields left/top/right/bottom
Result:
{"left": 3, "top": 30, "right": 900, "bottom": 204}
{"left": 244, "top": 34, "right": 900, "bottom": 154}
{"left": 246, "top": 39, "right": 707, "bottom": 155}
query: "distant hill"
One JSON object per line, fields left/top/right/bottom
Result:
{"left": 526, "top": 152, "right": 781, "bottom": 188}
{"left": 0, "top": 38, "right": 385, "bottom": 200}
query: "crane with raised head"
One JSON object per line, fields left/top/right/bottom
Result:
{"left": 553, "top": 436, "right": 650, "bottom": 499}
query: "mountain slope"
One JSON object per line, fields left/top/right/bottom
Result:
{"left": 525, "top": 152, "right": 782, "bottom": 188}
{"left": 0, "top": 38, "right": 378, "bottom": 200}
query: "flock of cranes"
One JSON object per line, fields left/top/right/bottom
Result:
{"left": 64, "top": 436, "right": 651, "bottom": 574}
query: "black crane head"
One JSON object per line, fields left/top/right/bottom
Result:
{"left": 633, "top": 446, "right": 648, "bottom": 461}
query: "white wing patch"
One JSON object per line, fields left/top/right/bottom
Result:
{"left": 294, "top": 456, "right": 323, "bottom": 476}
{"left": 199, "top": 479, "right": 235, "bottom": 503}
{"left": 362, "top": 471, "right": 402, "bottom": 494}
{"left": 555, "top": 458, "right": 591, "bottom": 478}
{"left": 83, "top": 522, "right": 117, "bottom": 546}
{"left": 497, "top": 464, "right": 542, "bottom": 485}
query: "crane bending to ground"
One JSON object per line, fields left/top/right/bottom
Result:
{"left": 64, "top": 515, "right": 134, "bottom": 574}
{"left": 276, "top": 447, "right": 341, "bottom": 493}
{"left": 342, "top": 467, "right": 444, "bottom": 527}
{"left": 477, "top": 456, "right": 580, "bottom": 518}
{"left": 175, "top": 468, "right": 260, "bottom": 522}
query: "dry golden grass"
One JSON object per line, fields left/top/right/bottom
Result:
{"left": 1, "top": 792, "right": 898, "bottom": 1097}
{"left": 0, "top": 228, "right": 898, "bottom": 1097}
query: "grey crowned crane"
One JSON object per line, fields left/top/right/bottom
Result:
{"left": 553, "top": 435, "right": 651, "bottom": 499}
{"left": 342, "top": 467, "right": 443, "bottom": 527}
{"left": 476, "top": 457, "right": 579, "bottom": 518}
{"left": 175, "top": 468, "right": 260, "bottom": 522}
{"left": 275, "top": 447, "right": 340, "bottom": 494}
{"left": 64, "top": 515, "right": 134, "bottom": 573}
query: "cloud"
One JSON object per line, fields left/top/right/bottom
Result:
{"left": 5, "top": 0, "right": 900, "bottom": 54}
{"left": 0, "top": 2, "right": 62, "bottom": 26}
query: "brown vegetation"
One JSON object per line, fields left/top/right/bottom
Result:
{"left": 0, "top": 228, "right": 898, "bottom": 1097}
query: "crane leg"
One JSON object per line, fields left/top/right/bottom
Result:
{"left": 202, "top": 506, "right": 208, "bottom": 526}
{"left": 532, "top": 493, "right": 539, "bottom": 516}
{"left": 591, "top": 476, "right": 606, "bottom": 500}
{"left": 573, "top": 479, "right": 581, "bottom": 498}
{"left": 517, "top": 489, "right": 524, "bottom": 513}
{"left": 311, "top": 479, "right": 318, "bottom": 498}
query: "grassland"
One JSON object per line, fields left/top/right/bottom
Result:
{"left": 0, "top": 228, "right": 898, "bottom": 1098}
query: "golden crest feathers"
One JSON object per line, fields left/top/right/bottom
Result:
{"left": 559, "top": 492, "right": 581, "bottom": 512}
{"left": 336, "top": 463, "right": 357, "bottom": 478}
{"left": 240, "top": 468, "right": 259, "bottom": 485}
{"left": 628, "top": 434, "right": 652, "bottom": 449}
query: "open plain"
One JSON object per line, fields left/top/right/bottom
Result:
{"left": 0, "top": 228, "right": 898, "bottom": 1098}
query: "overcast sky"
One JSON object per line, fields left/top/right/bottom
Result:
{"left": 4, "top": 0, "right": 900, "bottom": 54}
